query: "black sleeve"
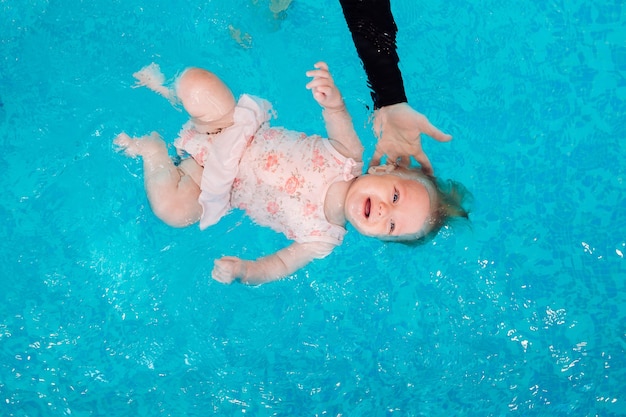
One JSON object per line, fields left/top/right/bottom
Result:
{"left": 339, "top": 0, "right": 407, "bottom": 109}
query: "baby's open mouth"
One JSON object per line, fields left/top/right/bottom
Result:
{"left": 365, "top": 198, "right": 371, "bottom": 218}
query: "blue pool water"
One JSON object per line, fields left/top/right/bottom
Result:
{"left": 1, "top": 0, "right": 625, "bottom": 415}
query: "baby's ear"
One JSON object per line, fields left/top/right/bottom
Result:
{"left": 367, "top": 164, "right": 397, "bottom": 175}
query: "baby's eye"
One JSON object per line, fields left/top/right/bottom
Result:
{"left": 390, "top": 220, "right": 396, "bottom": 234}
{"left": 392, "top": 188, "right": 399, "bottom": 203}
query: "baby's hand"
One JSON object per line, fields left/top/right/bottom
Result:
{"left": 306, "top": 62, "right": 344, "bottom": 111}
{"left": 212, "top": 256, "right": 247, "bottom": 284}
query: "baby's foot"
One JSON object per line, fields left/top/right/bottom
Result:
{"left": 132, "top": 63, "right": 177, "bottom": 104}
{"left": 114, "top": 132, "right": 167, "bottom": 158}
{"left": 132, "top": 63, "right": 165, "bottom": 89}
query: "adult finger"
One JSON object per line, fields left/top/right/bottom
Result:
{"left": 413, "top": 151, "right": 434, "bottom": 176}
{"left": 396, "top": 155, "right": 411, "bottom": 168}
{"left": 422, "top": 121, "right": 453, "bottom": 142}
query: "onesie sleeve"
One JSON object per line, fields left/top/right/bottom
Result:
{"left": 339, "top": 0, "right": 408, "bottom": 109}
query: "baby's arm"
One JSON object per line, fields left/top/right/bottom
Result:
{"left": 212, "top": 241, "right": 334, "bottom": 285}
{"left": 306, "top": 62, "right": 364, "bottom": 161}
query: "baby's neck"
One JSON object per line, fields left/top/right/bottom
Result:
{"left": 324, "top": 178, "right": 355, "bottom": 227}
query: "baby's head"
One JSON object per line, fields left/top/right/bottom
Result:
{"left": 344, "top": 165, "right": 470, "bottom": 243}
{"left": 176, "top": 67, "right": 236, "bottom": 133}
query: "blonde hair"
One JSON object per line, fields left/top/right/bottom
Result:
{"left": 431, "top": 175, "right": 470, "bottom": 221}
{"left": 392, "top": 167, "right": 471, "bottom": 244}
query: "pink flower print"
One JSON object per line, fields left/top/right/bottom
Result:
{"left": 264, "top": 152, "right": 279, "bottom": 172}
{"left": 263, "top": 129, "right": 279, "bottom": 140}
{"left": 284, "top": 175, "right": 301, "bottom": 195}
{"left": 178, "top": 129, "right": 195, "bottom": 146}
{"left": 310, "top": 230, "right": 322, "bottom": 237}
{"left": 312, "top": 149, "right": 325, "bottom": 170}
{"left": 267, "top": 201, "right": 279, "bottom": 215}
{"left": 232, "top": 177, "right": 242, "bottom": 190}
{"left": 303, "top": 202, "right": 317, "bottom": 216}
{"left": 194, "top": 149, "right": 207, "bottom": 165}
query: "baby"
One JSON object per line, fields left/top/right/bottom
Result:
{"left": 115, "top": 62, "right": 468, "bottom": 285}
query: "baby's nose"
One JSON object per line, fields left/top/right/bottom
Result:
{"left": 378, "top": 202, "right": 389, "bottom": 217}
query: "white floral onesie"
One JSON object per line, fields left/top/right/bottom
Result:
{"left": 232, "top": 126, "right": 362, "bottom": 247}
{"left": 174, "top": 94, "right": 363, "bottom": 250}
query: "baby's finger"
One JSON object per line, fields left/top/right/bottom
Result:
{"left": 212, "top": 259, "right": 228, "bottom": 277}
{"left": 306, "top": 64, "right": 332, "bottom": 78}
{"left": 305, "top": 72, "right": 332, "bottom": 85}
{"left": 306, "top": 67, "right": 330, "bottom": 76}
{"left": 305, "top": 77, "right": 333, "bottom": 90}
{"left": 312, "top": 61, "right": 329, "bottom": 71}
{"left": 313, "top": 85, "right": 333, "bottom": 96}
{"left": 211, "top": 266, "right": 232, "bottom": 284}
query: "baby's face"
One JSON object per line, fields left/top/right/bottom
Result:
{"left": 344, "top": 172, "right": 432, "bottom": 240}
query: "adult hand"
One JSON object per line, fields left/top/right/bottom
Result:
{"left": 371, "top": 103, "right": 452, "bottom": 175}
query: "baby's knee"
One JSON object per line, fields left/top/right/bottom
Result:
{"left": 176, "top": 68, "right": 236, "bottom": 125}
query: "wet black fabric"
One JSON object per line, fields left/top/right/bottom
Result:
{"left": 339, "top": 0, "right": 407, "bottom": 109}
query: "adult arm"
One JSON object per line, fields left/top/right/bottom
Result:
{"left": 338, "top": 0, "right": 405, "bottom": 109}
{"left": 339, "top": 0, "right": 452, "bottom": 174}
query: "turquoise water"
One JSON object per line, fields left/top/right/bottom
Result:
{"left": 1, "top": 0, "right": 625, "bottom": 415}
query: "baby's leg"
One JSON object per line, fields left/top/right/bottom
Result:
{"left": 178, "top": 158, "right": 203, "bottom": 187}
{"left": 115, "top": 132, "right": 202, "bottom": 227}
